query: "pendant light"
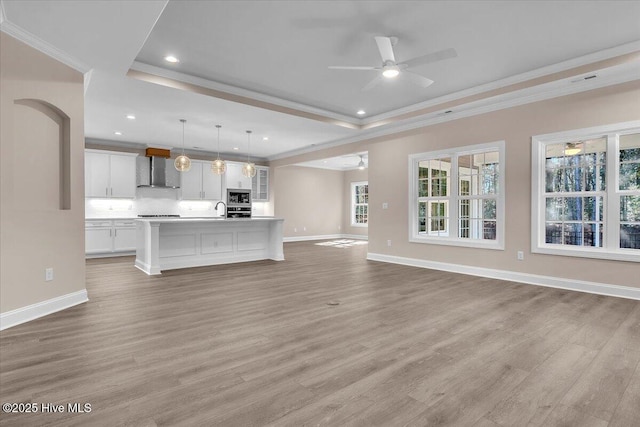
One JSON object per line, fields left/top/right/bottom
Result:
{"left": 211, "top": 124, "right": 226, "bottom": 175}
{"left": 174, "top": 119, "right": 191, "bottom": 172}
{"left": 242, "top": 130, "right": 257, "bottom": 178}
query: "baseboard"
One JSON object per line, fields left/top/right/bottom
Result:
{"left": 284, "top": 234, "right": 368, "bottom": 243}
{"left": 0, "top": 289, "right": 89, "bottom": 331}
{"left": 341, "top": 234, "right": 368, "bottom": 240}
{"left": 86, "top": 251, "right": 135, "bottom": 259}
{"left": 367, "top": 253, "right": 640, "bottom": 301}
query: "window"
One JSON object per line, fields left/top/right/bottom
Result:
{"left": 532, "top": 121, "right": 640, "bottom": 262}
{"left": 351, "top": 181, "right": 368, "bottom": 227}
{"left": 409, "top": 141, "right": 505, "bottom": 249}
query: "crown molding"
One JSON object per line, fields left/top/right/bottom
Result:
{"left": 269, "top": 60, "right": 640, "bottom": 161}
{"left": 362, "top": 40, "right": 640, "bottom": 125}
{"left": 0, "top": 1, "right": 6, "bottom": 25}
{"left": 84, "top": 137, "right": 268, "bottom": 162}
{"left": 128, "top": 61, "right": 360, "bottom": 129}
{"left": 0, "top": 13, "right": 91, "bottom": 74}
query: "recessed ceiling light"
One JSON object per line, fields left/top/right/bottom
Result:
{"left": 164, "top": 55, "right": 179, "bottom": 63}
{"left": 126, "top": 114, "right": 136, "bottom": 120}
{"left": 357, "top": 110, "right": 366, "bottom": 115}
{"left": 114, "top": 131, "right": 122, "bottom": 136}
{"left": 263, "top": 137, "right": 269, "bottom": 141}
{"left": 233, "top": 147, "right": 239, "bottom": 151}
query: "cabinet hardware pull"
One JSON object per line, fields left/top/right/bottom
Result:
{"left": 106, "top": 187, "right": 109, "bottom": 196}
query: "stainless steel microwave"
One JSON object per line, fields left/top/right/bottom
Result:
{"left": 227, "top": 189, "right": 251, "bottom": 206}
{"left": 226, "top": 189, "right": 252, "bottom": 218}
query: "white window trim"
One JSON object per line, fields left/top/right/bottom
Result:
{"left": 531, "top": 120, "right": 640, "bottom": 263}
{"left": 408, "top": 140, "right": 505, "bottom": 250}
{"left": 351, "top": 181, "right": 368, "bottom": 228}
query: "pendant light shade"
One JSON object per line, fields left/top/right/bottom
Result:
{"left": 242, "top": 130, "right": 257, "bottom": 178}
{"left": 242, "top": 162, "right": 256, "bottom": 178}
{"left": 174, "top": 119, "right": 191, "bottom": 172}
{"left": 211, "top": 124, "right": 227, "bottom": 175}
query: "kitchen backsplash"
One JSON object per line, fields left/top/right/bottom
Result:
{"left": 85, "top": 187, "right": 270, "bottom": 218}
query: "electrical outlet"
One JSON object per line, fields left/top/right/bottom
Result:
{"left": 303, "top": 226, "right": 306, "bottom": 231}
{"left": 387, "top": 240, "right": 392, "bottom": 247}
{"left": 293, "top": 227, "right": 297, "bottom": 233}
{"left": 382, "top": 202, "right": 388, "bottom": 209}
{"left": 517, "top": 251, "right": 524, "bottom": 261}
{"left": 45, "top": 268, "right": 54, "bottom": 281}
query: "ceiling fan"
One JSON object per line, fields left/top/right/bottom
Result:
{"left": 329, "top": 36, "right": 457, "bottom": 91}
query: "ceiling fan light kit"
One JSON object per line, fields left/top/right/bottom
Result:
{"left": 382, "top": 66, "right": 400, "bottom": 78}
{"left": 329, "top": 36, "right": 456, "bottom": 91}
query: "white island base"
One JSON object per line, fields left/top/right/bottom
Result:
{"left": 135, "top": 217, "right": 284, "bottom": 275}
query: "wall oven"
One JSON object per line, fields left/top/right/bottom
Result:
{"left": 226, "top": 189, "right": 252, "bottom": 218}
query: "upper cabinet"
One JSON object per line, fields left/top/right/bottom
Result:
{"left": 180, "top": 160, "right": 222, "bottom": 200}
{"left": 85, "top": 150, "right": 137, "bottom": 198}
{"left": 252, "top": 166, "right": 269, "bottom": 201}
{"left": 224, "top": 162, "right": 252, "bottom": 191}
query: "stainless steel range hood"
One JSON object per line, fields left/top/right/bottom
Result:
{"left": 136, "top": 149, "right": 180, "bottom": 188}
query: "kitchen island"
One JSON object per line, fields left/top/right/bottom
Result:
{"left": 135, "top": 217, "right": 284, "bottom": 275}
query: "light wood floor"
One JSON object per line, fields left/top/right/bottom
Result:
{"left": 1, "top": 241, "right": 639, "bottom": 426}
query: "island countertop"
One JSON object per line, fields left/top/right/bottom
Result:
{"left": 135, "top": 216, "right": 283, "bottom": 223}
{"left": 135, "top": 216, "right": 284, "bottom": 275}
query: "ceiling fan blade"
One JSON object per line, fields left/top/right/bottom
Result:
{"left": 374, "top": 36, "right": 396, "bottom": 63}
{"left": 328, "top": 66, "right": 378, "bottom": 70}
{"left": 401, "top": 47, "right": 458, "bottom": 69}
{"left": 362, "top": 74, "right": 384, "bottom": 92}
{"left": 404, "top": 71, "right": 434, "bottom": 88}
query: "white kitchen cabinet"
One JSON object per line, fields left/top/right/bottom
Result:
{"left": 85, "top": 151, "right": 110, "bottom": 198}
{"left": 85, "top": 150, "right": 137, "bottom": 198}
{"left": 113, "top": 220, "right": 137, "bottom": 252}
{"left": 109, "top": 154, "right": 137, "bottom": 198}
{"left": 180, "top": 160, "right": 222, "bottom": 200}
{"left": 85, "top": 227, "right": 113, "bottom": 254}
{"left": 202, "top": 166, "right": 222, "bottom": 201}
{"left": 180, "top": 161, "right": 204, "bottom": 199}
{"left": 224, "top": 162, "right": 252, "bottom": 191}
{"left": 85, "top": 219, "right": 137, "bottom": 256}
{"left": 252, "top": 166, "right": 269, "bottom": 201}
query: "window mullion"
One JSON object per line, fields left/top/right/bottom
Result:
{"left": 605, "top": 133, "right": 619, "bottom": 250}
{"left": 450, "top": 155, "right": 459, "bottom": 239}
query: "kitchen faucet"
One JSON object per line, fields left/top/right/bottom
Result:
{"left": 214, "top": 201, "right": 226, "bottom": 217}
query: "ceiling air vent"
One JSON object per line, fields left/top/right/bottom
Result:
{"left": 571, "top": 74, "right": 598, "bottom": 83}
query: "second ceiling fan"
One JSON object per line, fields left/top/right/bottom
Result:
{"left": 329, "top": 36, "right": 457, "bottom": 91}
